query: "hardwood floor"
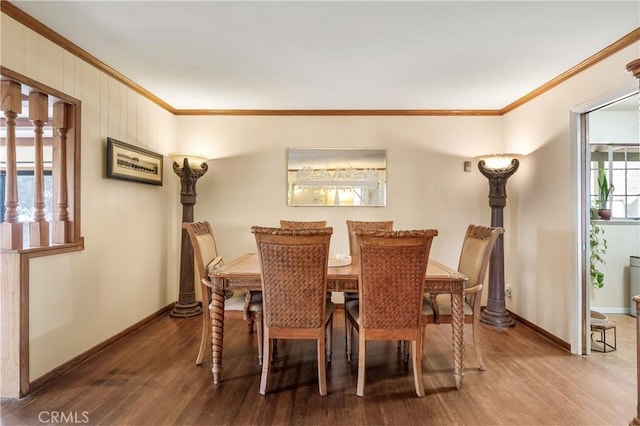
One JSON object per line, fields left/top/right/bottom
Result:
{"left": 1, "top": 310, "right": 636, "bottom": 425}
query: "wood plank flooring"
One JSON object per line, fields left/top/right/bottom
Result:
{"left": 1, "top": 311, "right": 636, "bottom": 425}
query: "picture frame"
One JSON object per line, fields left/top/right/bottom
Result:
{"left": 106, "top": 137, "right": 163, "bottom": 186}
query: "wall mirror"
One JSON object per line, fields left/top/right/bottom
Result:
{"left": 287, "top": 148, "right": 387, "bottom": 206}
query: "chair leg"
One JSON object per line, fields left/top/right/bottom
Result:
{"left": 395, "top": 340, "right": 409, "bottom": 361}
{"left": 317, "top": 336, "right": 328, "bottom": 396}
{"left": 429, "top": 293, "right": 441, "bottom": 324}
{"left": 411, "top": 339, "right": 425, "bottom": 397}
{"left": 472, "top": 316, "right": 486, "bottom": 371}
{"left": 422, "top": 325, "right": 427, "bottom": 360}
{"left": 326, "top": 314, "right": 333, "bottom": 364}
{"left": 346, "top": 317, "right": 353, "bottom": 361}
{"left": 356, "top": 334, "right": 366, "bottom": 397}
{"left": 196, "top": 306, "right": 209, "bottom": 365}
{"left": 259, "top": 330, "right": 272, "bottom": 395}
{"left": 344, "top": 311, "right": 349, "bottom": 346}
{"left": 256, "top": 313, "right": 263, "bottom": 365}
{"left": 272, "top": 339, "right": 278, "bottom": 360}
{"left": 244, "top": 291, "right": 255, "bottom": 333}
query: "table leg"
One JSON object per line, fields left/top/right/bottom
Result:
{"left": 451, "top": 290, "right": 464, "bottom": 389}
{"left": 210, "top": 278, "right": 226, "bottom": 384}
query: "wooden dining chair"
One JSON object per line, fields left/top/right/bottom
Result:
{"left": 281, "top": 220, "right": 332, "bottom": 303}
{"left": 345, "top": 229, "right": 437, "bottom": 397}
{"left": 344, "top": 220, "right": 394, "bottom": 332}
{"left": 280, "top": 219, "right": 327, "bottom": 229}
{"left": 183, "top": 221, "right": 262, "bottom": 365}
{"left": 422, "top": 224, "right": 503, "bottom": 371}
{"left": 346, "top": 220, "right": 394, "bottom": 260}
{"left": 242, "top": 219, "right": 328, "bottom": 363}
{"left": 252, "top": 226, "right": 334, "bottom": 396}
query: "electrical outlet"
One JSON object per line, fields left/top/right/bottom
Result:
{"left": 505, "top": 285, "right": 512, "bottom": 298}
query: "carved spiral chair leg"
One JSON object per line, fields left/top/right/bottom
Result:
{"left": 451, "top": 292, "right": 465, "bottom": 388}
{"left": 210, "top": 288, "right": 226, "bottom": 383}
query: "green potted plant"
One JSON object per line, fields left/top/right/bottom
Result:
{"left": 596, "top": 169, "right": 613, "bottom": 220}
{"left": 590, "top": 209, "right": 607, "bottom": 288}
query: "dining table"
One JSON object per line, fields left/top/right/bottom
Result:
{"left": 209, "top": 252, "right": 468, "bottom": 389}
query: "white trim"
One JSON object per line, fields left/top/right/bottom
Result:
{"left": 591, "top": 307, "right": 634, "bottom": 315}
{"left": 572, "top": 85, "right": 638, "bottom": 115}
{"left": 569, "top": 109, "right": 585, "bottom": 355}
{"left": 570, "top": 85, "right": 638, "bottom": 356}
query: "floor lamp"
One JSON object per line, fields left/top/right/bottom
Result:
{"left": 477, "top": 153, "right": 520, "bottom": 328}
{"left": 169, "top": 153, "right": 209, "bottom": 318}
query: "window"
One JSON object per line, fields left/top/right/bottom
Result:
{"left": 0, "top": 170, "right": 53, "bottom": 246}
{"left": 590, "top": 144, "right": 640, "bottom": 219}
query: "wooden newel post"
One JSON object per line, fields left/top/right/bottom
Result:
{"left": 0, "top": 81, "right": 23, "bottom": 250}
{"left": 170, "top": 156, "right": 209, "bottom": 318}
{"left": 626, "top": 58, "right": 640, "bottom": 426}
{"left": 53, "top": 102, "right": 71, "bottom": 244}
{"left": 28, "top": 91, "right": 50, "bottom": 247}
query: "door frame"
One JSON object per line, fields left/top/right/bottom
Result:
{"left": 571, "top": 86, "right": 638, "bottom": 354}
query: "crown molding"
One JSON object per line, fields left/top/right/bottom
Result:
{"left": 1, "top": 0, "right": 176, "bottom": 114}
{"left": 173, "top": 109, "right": 502, "bottom": 116}
{"left": 501, "top": 27, "right": 640, "bottom": 114}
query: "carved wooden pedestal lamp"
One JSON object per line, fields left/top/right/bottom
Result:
{"left": 169, "top": 153, "right": 209, "bottom": 318}
{"left": 476, "top": 153, "right": 520, "bottom": 328}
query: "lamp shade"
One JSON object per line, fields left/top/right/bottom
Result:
{"left": 475, "top": 153, "right": 522, "bottom": 170}
{"left": 168, "top": 152, "right": 209, "bottom": 169}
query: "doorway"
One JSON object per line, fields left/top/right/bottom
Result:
{"left": 580, "top": 91, "right": 640, "bottom": 354}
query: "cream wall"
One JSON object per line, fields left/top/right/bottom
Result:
{"left": 177, "top": 115, "right": 502, "bottom": 269}
{"left": 1, "top": 15, "right": 180, "bottom": 380}
{"left": 503, "top": 43, "right": 640, "bottom": 352}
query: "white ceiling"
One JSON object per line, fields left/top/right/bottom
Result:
{"left": 10, "top": 1, "right": 640, "bottom": 111}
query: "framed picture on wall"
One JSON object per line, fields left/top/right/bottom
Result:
{"left": 106, "top": 137, "right": 163, "bottom": 186}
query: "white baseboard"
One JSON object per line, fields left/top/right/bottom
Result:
{"left": 591, "top": 306, "right": 633, "bottom": 315}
